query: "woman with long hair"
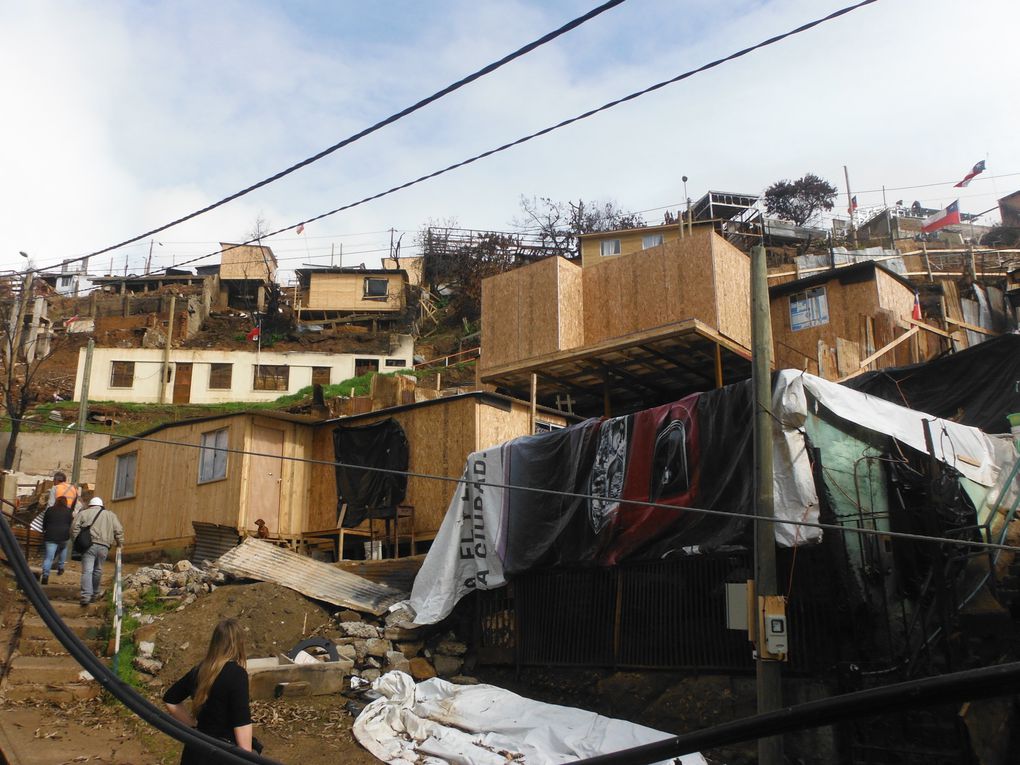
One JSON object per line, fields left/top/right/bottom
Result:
{"left": 164, "top": 618, "right": 258, "bottom": 763}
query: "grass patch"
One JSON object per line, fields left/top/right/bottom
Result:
{"left": 99, "top": 585, "right": 175, "bottom": 689}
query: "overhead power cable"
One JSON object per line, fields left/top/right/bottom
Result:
{"left": 31, "top": 415, "right": 1017, "bottom": 554}
{"left": 33, "top": 0, "right": 628, "bottom": 274}
{"left": 50, "top": 0, "right": 881, "bottom": 284}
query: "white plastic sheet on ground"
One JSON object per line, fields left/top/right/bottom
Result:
{"left": 353, "top": 671, "right": 706, "bottom": 765}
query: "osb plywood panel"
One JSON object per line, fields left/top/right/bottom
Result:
{"left": 874, "top": 270, "right": 914, "bottom": 324}
{"left": 476, "top": 399, "right": 569, "bottom": 451}
{"left": 835, "top": 338, "right": 861, "bottom": 378}
{"left": 306, "top": 426, "right": 339, "bottom": 531}
{"left": 220, "top": 245, "right": 276, "bottom": 281}
{"left": 556, "top": 258, "right": 585, "bottom": 351}
{"left": 711, "top": 237, "right": 751, "bottom": 349}
{"left": 480, "top": 259, "right": 564, "bottom": 373}
{"left": 306, "top": 273, "right": 404, "bottom": 312}
{"left": 95, "top": 418, "right": 245, "bottom": 550}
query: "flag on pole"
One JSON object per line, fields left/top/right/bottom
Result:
{"left": 921, "top": 200, "right": 961, "bottom": 233}
{"left": 848, "top": 195, "right": 858, "bottom": 214}
{"left": 953, "top": 160, "right": 986, "bottom": 188}
{"left": 295, "top": 223, "right": 305, "bottom": 235}
{"left": 246, "top": 326, "right": 261, "bottom": 342}
{"left": 911, "top": 292, "right": 922, "bottom": 321}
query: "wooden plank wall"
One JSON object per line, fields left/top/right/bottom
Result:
{"left": 556, "top": 258, "right": 585, "bottom": 351}
{"left": 93, "top": 418, "right": 246, "bottom": 551}
{"left": 306, "top": 272, "right": 404, "bottom": 312}
{"left": 710, "top": 236, "right": 751, "bottom": 348}
{"left": 220, "top": 245, "right": 276, "bottom": 281}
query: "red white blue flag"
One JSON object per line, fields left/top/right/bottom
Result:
{"left": 848, "top": 195, "right": 858, "bottom": 214}
{"left": 954, "top": 160, "right": 986, "bottom": 188}
{"left": 911, "top": 292, "right": 922, "bottom": 321}
{"left": 921, "top": 200, "right": 961, "bottom": 234}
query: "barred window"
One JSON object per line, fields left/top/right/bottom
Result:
{"left": 109, "top": 361, "right": 135, "bottom": 388}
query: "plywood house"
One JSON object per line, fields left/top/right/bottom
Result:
{"left": 480, "top": 227, "right": 752, "bottom": 415}
{"left": 217, "top": 243, "right": 278, "bottom": 310}
{"left": 770, "top": 261, "right": 919, "bottom": 380}
{"left": 294, "top": 267, "right": 407, "bottom": 322}
{"left": 89, "top": 411, "right": 318, "bottom": 554}
{"left": 579, "top": 222, "right": 689, "bottom": 267}
{"left": 88, "top": 393, "right": 571, "bottom": 556}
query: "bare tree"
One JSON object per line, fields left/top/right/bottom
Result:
{"left": 513, "top": 196, "right": 645, "bottom": 256}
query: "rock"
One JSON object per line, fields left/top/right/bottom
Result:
{"left": 173, "top": 560, "right": 193, "bottom": 573}
{"left": 409, "top": 657, "right": 437, "bottom": 681}
{"left": 137, "top": 641, "right": 155, "bottom": 658}
{"left": 385, "top": 651, "right": 410, "bottom": 673}
{"left": 351, "top": 640, "right": 369, "bottom": 663}
{"left": 182, "top": 595, "right": 196, "bottom": 606}
{"left": 337, "top": 644, "right": 358, "bottom": 661}
{"left": 338, "top": 622, "right": 379, "bottom": 639}
{"left": 396, "top": 641, "right": 423, "bottom": 658}
{"left": 133, "top": 656, "right": 163, "bottom": 675}
{"left": 433, "top": 655, "right": 463, "bottom": 677}
{"left": 450, "top": 675, "right": 480, "bottom": 685}
{"left": 435, "top": 640, "right": 468, "bottom": 657}
{"left": 134, "top": 624, "right": 159, "bottom": 644}
{"left": 361, "top": 669, "right": 381, "bottom": 683}
{"left": 384, "top": 626, "right": 422, "bottom": 642}
{"left": 365, "top": 638, "right": 391, "bottom": 658}
{"left": 384, "top": 605, "right": 416, "bottom": 626}
{"left": 158, "top": 585, "right": 171, "bottom": 596}
{"left": 337, "top": 610, "right": 363, "bottom": 623}
{"left": 154, "top": 563, "right": 173, "bottom": 571}
{"left": 365, "top": 657, "right": 381, "bottom": 669}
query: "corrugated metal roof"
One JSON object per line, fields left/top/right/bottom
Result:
{"left": 215, "top": 538, "right": 407, "bottom": 615}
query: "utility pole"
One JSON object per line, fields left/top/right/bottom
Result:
{"left": 158, "top": 294, "right": 176, "bottom": 404}
{"left": 8, "top": 270, "right": 34, "bottom": 367}
{"left": 751, "top": 244, "right": 783, "bottom": 764}
{"left": 71, "top": 339, "right": 94, "bottom": 485}
{"left": 843, "top": 165, "right": 857, "bottom": 247}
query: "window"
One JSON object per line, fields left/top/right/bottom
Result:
{"left": 311, "top": 366, "right": 331, "bottom": 386}
{"left": 384, "top": 359, "right": 407, "bottom": 368}
{"left": 355, "top": 358, "right": 379, "bottom": 377}
{"left": 789, "top": 287, "right": 830, "bottom": 331}
{"left": 208, "top": 363, "right": 233, "bottom": 390}
{"left": 113, "top": 452, "right": 137, "bottom": 499}
{"left": 364, "top": 277, "right": 388, "bottom": 299}
{"left": 198, "top": 428, "right": 229, "bottom": 483}
{"left": 109, "top": 361, "right": 135, "bottom": 388}
{"left": 599, "top": 239, "right": 622, "bottom": 257}
{"left": 642, "top": 234, "right": 664, "bottom": 250}
{"left": 253, "top": 365, "right": 289, "bottom": 391}
{"left": 59, "top": 276, "right": 73, "bottom": 288}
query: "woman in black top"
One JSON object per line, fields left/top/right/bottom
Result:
{"left": 164, "top": 618, "right": 255, "bottom": 763}
{"left": 41, "top": 496, "right": 73, "bottom": 585}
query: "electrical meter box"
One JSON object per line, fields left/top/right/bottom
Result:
{"left": 759, "top": 595, "right": 789, "bottom": 660}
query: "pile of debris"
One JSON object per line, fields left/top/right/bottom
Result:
{"left": 323, "top": 607, "right": 474, "bottom": 686}
{"left": 122, "top": 559, "right": 229, "bottom": 606}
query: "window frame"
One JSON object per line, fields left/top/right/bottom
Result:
{"left": 253, "top": 364, "right": 290, "bottom": 392}
{"left": 113, "top": 452, "right": 138, "bottom": 500}
{"left": 384, "top": 359, "right": 407, "bottom": 368}
{"left": 311, "top": 366, "right": 331, "bottom": 387}
{"left": 363, "top": 277, "right": 389, "bottom": 299}
{"left": 642, "top": 233, "right": 664, "bottom": 250}
{"left": 208, "top": 363, "right": 233, "bottom": 390}
{"left": 599, "top": 239, "right": 622, "bottom": 257}
{"left": 109, "top": 361, "right": 135, "bottom": 389}
{"left": 198, "top": 428, "right": 229, "bottom": 484}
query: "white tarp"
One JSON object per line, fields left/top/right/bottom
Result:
{"left": 353, "top": 671, "right": 706, "bottom": 765}
{"left": 409, "top": 370, "right": 1005, "bottom": 624}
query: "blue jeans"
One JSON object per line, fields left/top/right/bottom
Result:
{"left": 42, "top": 541, "right": 68, "bottom": 577}
{"left": 80, "top": 543, "right": 109, "bottom": 603}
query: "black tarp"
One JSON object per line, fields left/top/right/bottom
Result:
{"left": 843, "top": 334, "right": 1020, "bottom": 433}
{"left": 499, "top": 382, "right": 756, "bottom": 574}
{"left": 333, "top": 419, "right": 409, "bottom": 528}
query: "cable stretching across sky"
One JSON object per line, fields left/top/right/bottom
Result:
{"left": 40, "top": 0, "right": 881, "bottom": 284}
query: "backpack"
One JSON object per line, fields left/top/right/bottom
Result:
{"left": 73, "top": 507, "right": 104, "bottom": 554}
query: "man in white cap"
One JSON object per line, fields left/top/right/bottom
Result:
{"left": 69, "top": 497, "right": 124, "bottom": 606}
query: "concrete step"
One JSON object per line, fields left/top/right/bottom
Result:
{"left": 49, "top": 599, "right": 105, "bottom": 618}
{"left": 3, "top": 681, "right": 101, "bottom": 703}
{"left": 21, "top": 615, "right": 103, "bottom": 642}
{"left": 18, "top": 636, "right": 106, "bottom": 657}
{"left": 34, "top": 582, "right": 83, "bottom": 600}
{"left": 6, "top": 655, "right": 97, "bottom": 686}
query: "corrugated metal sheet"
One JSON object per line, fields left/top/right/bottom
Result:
{"left": 334, "top": 555, "right": 425, "bottom": 592}
{"left": 216, "top": 538, "right": 407, "bottom": 615}
{"left": 191, "top": 522, "right": 241, "bottom": 566}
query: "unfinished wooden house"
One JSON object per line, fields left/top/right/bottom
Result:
{"left": 769, "top": 261, "right": 922, "bottom": 380}
{"left": 480, "top": 227, "right": 752, "bottom": 416}
{"left": 210, "top": 243, "right": 278, "bottom": 310}
{"left": 293, "top": 267, "right": 408, "bottom": 326}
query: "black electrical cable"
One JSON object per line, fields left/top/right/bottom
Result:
{"left": 574, "top": 660, "right": 1020, "bottom": 765}
{"left": 29, "top": 0, "right": 879, "bottom": 281}
{"left": 32, "top": 0, "right": 628, "bottom": 275}
{"left": 0, "top": 515, "right": 282, "bottom": 764}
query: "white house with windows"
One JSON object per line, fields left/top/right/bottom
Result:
{"left": 72, "top": 335, "right": 415, "bottom": 405}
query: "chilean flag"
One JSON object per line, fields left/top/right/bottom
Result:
{"left": 848, "top": 195, "right": 858, "bottom": 214}
{"left": 246, "top": 325, "right": 261, "bottom": 342}
{"left": 954, "top": 160, "right": 986, "bottom": 188}
{"left": 921, "top": 200, "right": 961, "bottom": 233}
{"left": 911, "top": 292, "right": 922, "bottom": 321}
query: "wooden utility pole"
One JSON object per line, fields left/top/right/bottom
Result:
{"left": 751, "top": 244, "right": 783, "bottom": 764}
{"left": 158, "top": 295, "right": 176, "bottom": 404}
{"left": 71, "top": 339, "right": 94, "bottom": 485}
{"left": 8, "top": 271, "right": 34, "bottom": 366}
{"left": 844, "top": 165, "right": 857, "bottom": 247}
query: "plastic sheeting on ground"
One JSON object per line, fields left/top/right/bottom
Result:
{"left": 352, "top": 671, "right": 706, "bottom": 765}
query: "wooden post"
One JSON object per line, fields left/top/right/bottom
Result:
{"left": 71, "top": 339, "right": 94, "bottom": 485}
{"left": 158, "top": 294, "right": 176, "bottom": 404}
{"left": 844, "top": 165, "right": 857, "bottom": 248}
{"left": 714, "top": 344, "right": 724, "bottom": 389}
{"left": 529, "top": 374, "right": 537, "bottom": 434}
{"left": 923, "top": 243, "right": 933, "bottom": 282}
{"left": 751, "top": 244, "right": 783, "bottom": 764}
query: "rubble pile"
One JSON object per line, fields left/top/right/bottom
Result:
{"left": 325, "top": 605, "right": 475, "bottom": 686}
{"left": 121, "top": 559, "right": 228, "bottom": 607}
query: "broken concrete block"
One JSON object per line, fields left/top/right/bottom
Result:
{"left": 137, "top": 641, "right": 155, "bottom": 658}
{"left": 396, "top": 641, "right": 423, "bottom": 658}
{"left": 409, "top": 657, "right": 437, "bottom": 681}
{"left": 361, "top": 669, "right": 381, "bottom": 683}
{"left": 384, "top": 625, "right": 422, "bottom": 642}
{"left": 435, "top": 640, "right": 467, "bottom": 657}
{"left": 338, "top": 622, "right": 379, "bottom": 639}
{"left": 337, "top": 644, "right": 358, "bottom": 661}
{"left": 433, "top": 655, "right": 463, "bottom": 677}
{"left": 133, "top": 657, "right": 163, "bottom": 675}
{"left": 173, "top": 560, "right": 193, "bottom": 573}
{"left": 385, "top": 651, "right": 410, "bottom": 674}
{"left": 365, "top": 638, "right": 391, "bottom": 658}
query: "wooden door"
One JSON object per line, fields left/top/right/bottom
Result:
{"left": 172, "top": 363, "right": 193, "bottom": 404}
{"left": 245, "top": 426, "right": 284, "bottom": 534}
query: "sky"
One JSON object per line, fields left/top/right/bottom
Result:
{"left": 1, "top": 0, "right": 1018, "bottom": 283}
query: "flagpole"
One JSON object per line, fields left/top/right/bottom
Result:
{"left": 843, "top": 165, "right": 857, "bottom": 248}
